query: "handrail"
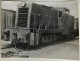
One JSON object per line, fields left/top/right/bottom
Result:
{"left": 11, "top": 13, "right": 59, "bottom": 18}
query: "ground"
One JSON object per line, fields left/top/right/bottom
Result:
{"left": 1, "top": 37, "right": 79, "bottom": 60}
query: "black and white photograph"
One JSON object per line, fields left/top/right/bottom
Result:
{"left": 1, "top": 0, "right": 79, "bottom": 60}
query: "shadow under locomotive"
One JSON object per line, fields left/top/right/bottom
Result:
{"left": 12, "top": 37, "right": 78, "bottom": 50}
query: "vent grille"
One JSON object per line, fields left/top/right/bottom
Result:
{"left": 18, "top": 8, "right": 28, "bottom": 27}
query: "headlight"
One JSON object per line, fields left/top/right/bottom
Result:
{"left": 22, "top": 2, "right": 26, "bottom": 7}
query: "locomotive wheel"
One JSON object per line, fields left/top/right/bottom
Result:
{"left": 41, "top": 34, "right": 52, "bottom": 43}
{"left": 47, "top": 35, "right": 52, "bottom": 41}
{"left": 27, "top": 44, "right": 30, "bottom": 49}
{"left": 68, "top": 33, "right": 75, "bottom": 40}
{"left": 71, "top": 34, "right": 75, "bottom": 39}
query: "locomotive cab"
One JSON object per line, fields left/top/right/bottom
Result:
{"left": 54, "top": 7, "right": 70, "bottom": 34}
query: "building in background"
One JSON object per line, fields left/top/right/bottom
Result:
{"left": 1, "top": 9, "right": 16, "bottom": 39}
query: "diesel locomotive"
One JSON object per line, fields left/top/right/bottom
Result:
{"left": 4, "top": 2, "right": 78, "bottom": 47}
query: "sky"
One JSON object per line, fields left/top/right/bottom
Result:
{"left": 2, "top": 1, "right": 78, "bottom": 18}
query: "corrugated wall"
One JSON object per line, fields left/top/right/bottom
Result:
{"left": 1, "top": 9, "right": 16, "bottom": 39}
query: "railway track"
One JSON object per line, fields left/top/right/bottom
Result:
{"left": 1, "top": 51, "right": 16, "bottom": 58}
